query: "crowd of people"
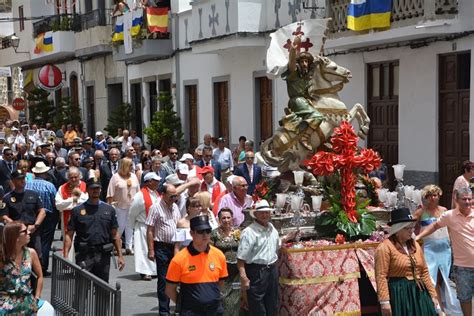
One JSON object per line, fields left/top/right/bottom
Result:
{"left": 0, "top": 120, "right": 473, "bottom": 315}
{"left": 0, "top": 121, "right": 284, "bottom": 315}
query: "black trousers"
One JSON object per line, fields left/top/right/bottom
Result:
{"left": 40, "top": 211, "right": 59, "bottom": 271}
{"left": 245, "top": 263, "right": 278, "bottom": 316}
{"left": 75, "top": 251, "right": 111, "bottom": 282}
{"left": 154, "top": 241, "right": 174, "bottom": 316}
{"left": 180, "top": 304, "right": 224, "bottom": 316}
{"left": 28, "top": 229, "right": 42, "bottom": 262}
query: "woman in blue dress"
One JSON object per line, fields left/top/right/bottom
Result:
{"left": 414, "top": 185, "right": 461, "bottom": 316}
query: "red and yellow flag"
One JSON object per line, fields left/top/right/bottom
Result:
{"left": 146, "top": 7, "right": 169, "bottom": 33}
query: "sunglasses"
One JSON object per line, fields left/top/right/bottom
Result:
{"left": 196, "top": 229, "right": 212, "bottom": 235}
{"left": 169, "top": 194, "right": 178, "bottom": 199}
{"left": 169, "top": 152, "right": 178, "bottom": 155}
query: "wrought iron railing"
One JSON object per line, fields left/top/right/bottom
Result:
{"left": 32, "top": 14, "right": 81, "bottom": 37}
{"left": 0, "top": 36, "right": 12, "bottom": 49}
{"left": 80, "top": 8, "right": 113, "bottom": 30}
{"left": 51, "top": 253, "right": 121, "bottom": 316}
{"left": 328, "top": 0, "right": 458, "bottom": 33}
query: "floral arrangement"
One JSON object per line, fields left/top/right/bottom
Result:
{"left": 252, "top": 177, "right": 279, "bottom": 203}
{"left": 305, "top": 121, "right": 382, "bottom": 240}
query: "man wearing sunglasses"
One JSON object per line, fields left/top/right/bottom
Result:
{"left": 162, "top": 147, "right": 182, "bottom": 175}
{"left": 146, "top": 184, "right": 181, "bottom": 315}
{"left": 166, "top": 215, "right": 228, "bottom": 315}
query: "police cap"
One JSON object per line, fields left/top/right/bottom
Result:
{"left": 190, "top": 215, "right": 212, "bottom": 231}
{"left": 86, "top": 177, "right": 102, "bottom": 189}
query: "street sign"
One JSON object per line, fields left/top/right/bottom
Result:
{"left": 38, "top": 64, "right": 63, "bottom": 91}
{"left": 0, "top": 67, "right": 11, "bottom": 77}
{"left": 12, "top": 98, "right": 26, "bottom": 111}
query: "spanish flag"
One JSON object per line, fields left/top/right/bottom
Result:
{"left": 34, "top": 32, "right": 53, "bottom": 54}
{"left": 146, "top": 7, "right": 169, "bottom": 33}
{"left": 112, "top": 15, "right": 124, "bottom": 42}
{"left": 347, "top": 0, "right": 392, "bottom": 31}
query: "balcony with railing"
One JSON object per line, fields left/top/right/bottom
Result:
{"left": 75, "top": 8, "right": 114, "bottom": 58}
{"left": 32, "top": 14, "right": 81, "bottom": 37}
{"left": 324, "top": 0, "right": 464, "bottom": 49}
{"left": 112, "top": 7, "right": 173, "bottom": 63}
{"left": 328, "top": 0, "right": 458, "bottom": 35}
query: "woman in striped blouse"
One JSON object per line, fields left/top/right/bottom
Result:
{"left": 375, "top": 207, "right": 440, "bottom": 316}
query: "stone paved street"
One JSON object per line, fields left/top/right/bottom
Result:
{"left": 42, "top": 233, "right": 166, "bottom": 315}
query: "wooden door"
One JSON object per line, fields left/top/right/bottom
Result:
{"left": 214, "top": 81, "right": 229, "bottom": 142}
{"left": 439, "top": 52, "right": 470, "bottom": 207}
{"left": 70, "top": 74, "right": 78, "bottom": 107}
{"left": 367, "top": 61, "right": 399, "bottom": 188}
{"left": 86, "top": 86, "right": 95, "bottom": 136}
{"left": 257, "top": 76, "right": 273, "bottom": 143}
{"left": 186, "top": 85, "right": 198, "bottom": 149}
{"left": 130, "top": 83, "right": 142, "bottom": 136}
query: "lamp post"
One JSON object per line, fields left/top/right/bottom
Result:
{"left": 10, "top": 35, "right": 30, "bottom": 54}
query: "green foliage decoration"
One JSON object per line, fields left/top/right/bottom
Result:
{"left": 144, "top": 92, "right": 185, "bottom": 152}
{"left": 315, "top": 172, "right": 376, "bottom": 240}
{"left": 27, "top": 87, "right": 55, "bottom": 127}
{"left": 105, "top": 102, "right": 133, "bottom": 137}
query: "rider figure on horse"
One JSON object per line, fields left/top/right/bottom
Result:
{"left": 280, "top": 35, "right": 324, "bottom": 151}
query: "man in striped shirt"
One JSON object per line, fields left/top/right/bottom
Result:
{"left": 146, "top": 184, "right": 181, "bottom": 316}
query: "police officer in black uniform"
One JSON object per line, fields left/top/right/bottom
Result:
{"left": 0, "top": 170, "right": 46, "bottom": 261}
{"left": 64, "top": 177, "right": 125, "bottom": 282}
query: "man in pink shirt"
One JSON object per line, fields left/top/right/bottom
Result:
{"left": 218, "top": 176, "right": 252, "bottom": 227}
{"left": 417, "top": 186, "right": 474, "bottom": 316}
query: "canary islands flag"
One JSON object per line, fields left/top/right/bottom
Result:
{"left": 131, "top": 8, "right": 143, "bottom": 37}
{"left": 146, "top": 7, "right": 169, "bottom": 33}
{"left": 112, "top": 15, "right": 124, "bottom": 42}
{"left": 34, "top": 32, "right": 53, "bottom": 54}
{"left": 347, "top": 0, "right": 392, "bottom": 31}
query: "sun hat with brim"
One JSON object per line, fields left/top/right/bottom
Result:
{"left": 198, "top": 165, "right": 214, "bottom": 175}
{"left": 165, "top": 174, "right": 184, "bottom": 186}
{"left": 177, "top": 164, "right": 189, "bottom": 175}
{"left": 179, "top": 153, "right": 194, "bottom": 162}
{"left": 32, "top": 161, "right": 50, "bottom": 174}
{"left": 144, "top": 172, "right": 161, "bottom": 182}
{"left": 190, "top": 215, "right": 212, "bottom": 231}
{"left": 387, "top": 207, "right": 416, "bottom": 226}
{"left": 250, "top": 199, "right": 274, "bottom": 218}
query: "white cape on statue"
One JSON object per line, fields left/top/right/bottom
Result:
{"left": 266, "top": 19, "right": 330, "bottom": 78}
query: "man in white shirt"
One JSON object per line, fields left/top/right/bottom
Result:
{"left": 129, "top": 172, "right": 160, "bottom": 280}
{"left": 120, "top": 129, "right": 132, "bottom": 153}
{"left": 213, "top": 137, "right": 233, "bottom": 183}
{"left": 130, "top": 129, "right": 143, "bottom": 147}
{"left": 179, "top": 153, "right": 197, "bottom": 177}
{"left": 237, "top": 200, "right": 297, "bottom": 315}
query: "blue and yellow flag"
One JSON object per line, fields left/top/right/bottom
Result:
{"left": 347, "top": 0, "right": 392, "bottom": 31}
{"left": 131, "top": 9, "right": 143, "bottom": 37}
{"left": 112, "top": 16, "right": 124, "bottom": 42}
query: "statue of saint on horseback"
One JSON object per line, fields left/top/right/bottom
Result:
{"left": 260, "top": 21, "right": 370, "bottom": 181}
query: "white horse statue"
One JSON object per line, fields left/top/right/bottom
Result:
{"left": 260, "top": 55, "right": 370, "bottom": 182}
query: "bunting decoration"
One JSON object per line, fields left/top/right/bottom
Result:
{"left": 112, "top": 15, "right": 124, "bottom": 42}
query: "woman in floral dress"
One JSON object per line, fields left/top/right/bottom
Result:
{"left": 211, "top": 208, "right": 242, "bottom": 316}
{"left": 0, "top": 221, "right": 43, "bottom": 314}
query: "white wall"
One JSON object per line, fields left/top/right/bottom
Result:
{"left": 331, "top": 36, "right": 474, "bottom": 173}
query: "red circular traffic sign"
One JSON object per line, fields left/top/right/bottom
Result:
{"left": 38, "top": 64, "right": 63, "bottom": 91}
{"left": 12, "top": 98, "right": 26, "bottom": 111}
